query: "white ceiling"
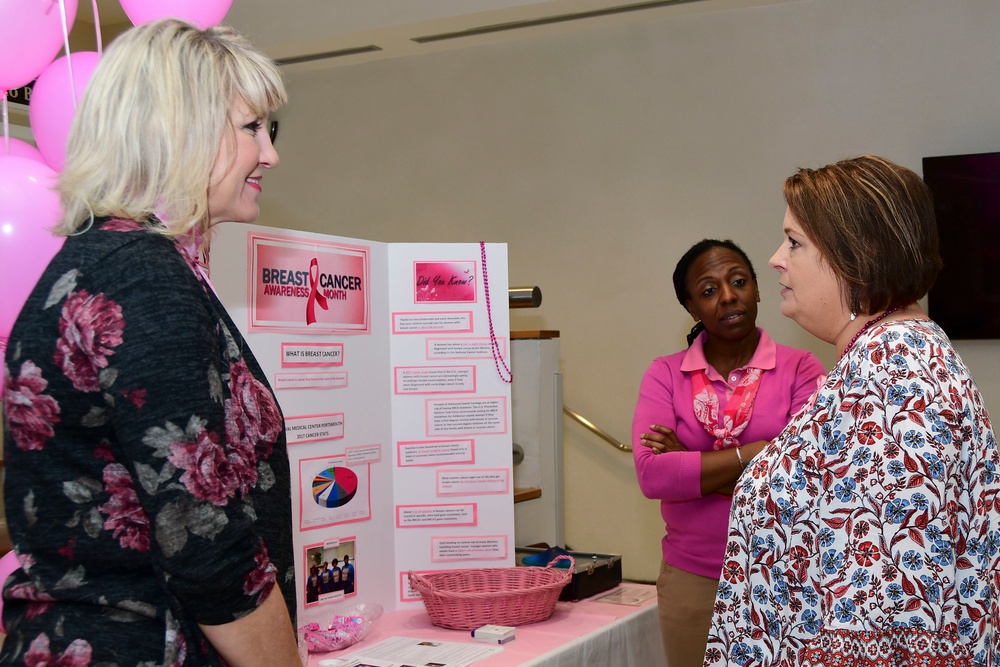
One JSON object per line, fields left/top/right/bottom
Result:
{"left": 78, "top": 0, "right": 791, "bottom": 71}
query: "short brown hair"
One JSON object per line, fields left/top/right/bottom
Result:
{"left": 783, "top": 155, "right": 942, "bottom": 314}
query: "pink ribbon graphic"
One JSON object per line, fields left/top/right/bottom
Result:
{"left": 306, "top": 257, "right": 329, "bottom": 325}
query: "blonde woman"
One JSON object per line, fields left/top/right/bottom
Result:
{"left": 2, "top": 19, "right": 299, "bottom": 666}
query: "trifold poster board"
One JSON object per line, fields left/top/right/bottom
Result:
{"left": 209, "top": 222, "right": 514, "bottom": 622}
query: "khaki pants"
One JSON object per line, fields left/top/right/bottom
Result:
{"left": 657, "top": 561, "right": 718, "bottom": 667}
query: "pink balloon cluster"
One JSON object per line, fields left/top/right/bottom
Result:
{"left": 0, "top": 0, "right": 234, "bottom": 346}
{"left": 0, "top": 0, "right": 78, "bottom": 346}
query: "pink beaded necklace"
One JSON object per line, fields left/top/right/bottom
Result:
{"left": 840, "top": 306, "right": 901, "bottom": 359}
{"left": 480, "top": 242, "right": 512, "bottom": 383}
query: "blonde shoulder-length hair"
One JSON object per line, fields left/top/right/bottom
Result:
{"left": 56, "top": 18, "right": 287, "bottom": 237}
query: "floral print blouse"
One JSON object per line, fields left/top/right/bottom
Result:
{"left": 2, "top": 217, "right": 294, "bottom": 666}
{"left": 705, "top": 319, "right": 999, "bottom": 667}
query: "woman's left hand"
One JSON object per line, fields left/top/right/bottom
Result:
{"left": 640, "top": 424, "right": 686, "bottom": 454}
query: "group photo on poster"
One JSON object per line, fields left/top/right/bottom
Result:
{"left": 304, "top": 538, "right": 357, "bottom": 605}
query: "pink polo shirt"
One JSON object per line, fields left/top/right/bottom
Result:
{"left": 631, "top": 328, "right": 824, "bottom": 579}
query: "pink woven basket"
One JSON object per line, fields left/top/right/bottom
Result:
{"left": 408, "top": 555, "right": 574, "bottom": 630}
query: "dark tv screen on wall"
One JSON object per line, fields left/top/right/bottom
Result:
{"left": 923, "top": 151, "right": 1000, "bottom": 340}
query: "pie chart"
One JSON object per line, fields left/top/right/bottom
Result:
{"left": 312, "top": 467, "right": 358, "bottom": 508}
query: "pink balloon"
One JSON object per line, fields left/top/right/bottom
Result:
{"left": 29, "top": 51, "right": 101, "bottom": 172}
{"left": 0, "top": 155, "right": 65, "bottom": 344}
{"left": 0, "top": 551, "right": 18, "bottom": 632}
{"left": 1, "top": 137, "right": 45, "bottom": 164}
{"left": 120, "top": 0, "right": 233, "bottom": 29}
{"left": 0, "top": 0, "right": 79, "bottom": 91}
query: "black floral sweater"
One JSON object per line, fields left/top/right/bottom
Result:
{"left": 2, "top": 217, "right": 294, "bottom": 666}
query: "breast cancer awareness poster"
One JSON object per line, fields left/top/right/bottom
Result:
{"left": 210, "top": 223, "right": 513, "bottom": 620}
{"left": 248, "top": 232, "right": 370, "bottom": 333}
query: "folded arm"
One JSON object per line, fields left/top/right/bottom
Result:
{"left": 639, "top": 424, "right": 766, "bottom": 496}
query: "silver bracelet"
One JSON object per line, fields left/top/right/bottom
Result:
{"left": 735, "top": 446, "right": 746, "bottom": 469}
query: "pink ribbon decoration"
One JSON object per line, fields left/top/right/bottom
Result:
{"left": 306, "top": 257, "right": 329, "bottom": 325}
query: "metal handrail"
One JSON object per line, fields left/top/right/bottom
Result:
{"left": 562, "top": 405, "right": 632, "bottom": 452}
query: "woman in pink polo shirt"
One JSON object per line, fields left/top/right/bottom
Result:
{"left": 632, "top": 239, "right": 823, "bottom": 667}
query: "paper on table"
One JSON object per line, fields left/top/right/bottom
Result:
{"left": 593, "top": 585, "right": 657, "bottom": 607}
{"left": 318, "top": 635, "right": 502, "bottom": 667}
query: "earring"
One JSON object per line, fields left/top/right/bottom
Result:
{"left": 850, "top": 312, "right": 857, "bottom": 322}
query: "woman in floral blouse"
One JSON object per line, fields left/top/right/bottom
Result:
{"left": 704, "top": 155, "right": 999, "bottom": 666}
{"left": 2, "top": 19, "right": 300, "bottom": 666}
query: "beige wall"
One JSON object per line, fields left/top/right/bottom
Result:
{"left": 253, "top": 0, "right": 1000, "bottom": 582}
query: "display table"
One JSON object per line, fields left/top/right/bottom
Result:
{"left": 307, "top": 584, "right": 665, "bottom": 667}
